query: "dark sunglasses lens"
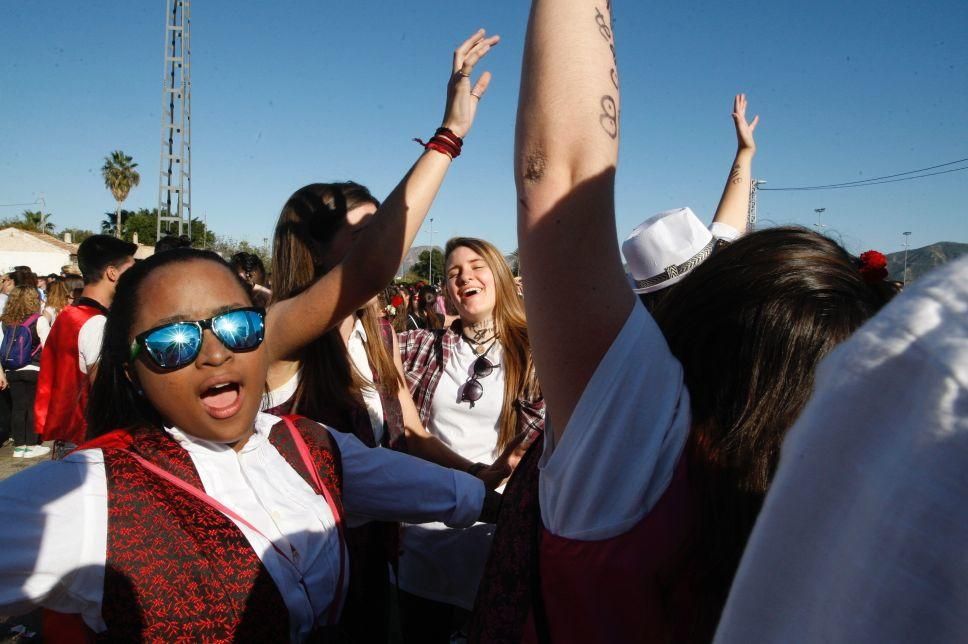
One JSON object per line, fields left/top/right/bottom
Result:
{"left": 462, "top": 378, "right": 484, "bottom": 403}
{"left": 212, "top": 309, "right": 265, "bottom": 351}
{"left": 473, "top": 356, "right": 494, "bottom": 378}
{"left": 142, "top": 323, "right": 202, "bottom": 369}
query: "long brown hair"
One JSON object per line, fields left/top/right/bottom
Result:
{"left": 651, "top": 226, "right": 894, "bottom": 639}
{"left": 271, "top": 182, "right": 401, "bottom": 420}
{"left": 444, "top": 237, "right": 540, "bottom": 451}
{"left": 1, "top": 286, "right": 40, "bottom": 326}
{"left": 45, "top": 280, "right": 72, "bottom": 312}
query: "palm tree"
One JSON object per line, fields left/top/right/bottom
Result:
{"left": 20, "top": 210, "right": 55, "bottom": 234}
{"left": 101, "top": 150, "right": 140, "bottom": 239}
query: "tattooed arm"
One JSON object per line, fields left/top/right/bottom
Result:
{"left": 711, "top": 93, "right": 760, "bottom": 233}
{"left": 515, "top": 0, "right": 633, "bottom": 437}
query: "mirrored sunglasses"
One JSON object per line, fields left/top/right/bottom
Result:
{"left": 130, "top": 307, "right": 266, "bottom": 371}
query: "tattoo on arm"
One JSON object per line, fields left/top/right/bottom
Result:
{"left": 595, "top": 6, "right": 620, "bottom": 138}
{"left": 729, "top": 163, "right": 747, "bottom": 185}
{"left": 600, "top": 95, "right": 618, "bottom": 139}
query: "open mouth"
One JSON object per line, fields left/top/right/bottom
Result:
{"left": 199, "top": 381, "right": 243, "bottom": 420}
{"left": 461, "top": 287, "right": 482, "bottom": 299}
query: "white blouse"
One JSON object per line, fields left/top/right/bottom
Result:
{"left": 0, "top": 412, "right": 485, "bottom": 641}
{"left": 398, "top": 336, "right": 506, "bottom": 610}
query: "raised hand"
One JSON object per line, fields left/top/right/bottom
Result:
{"left": 442, "top": 29, "right": 500, "bottom": 139}
{"left": 732, "top": 93, "right": 760, "bottom": 153}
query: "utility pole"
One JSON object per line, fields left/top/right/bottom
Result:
{"left": 747, "top": 179, "right": 766, "bottom": 231}
{"left": 157, "top": 0, "right": 192, "bottom": 241}
{"left": 813, "top": 207, "right": 827, "bottom": 233}
{"left": 902, "top": 231, "right": 912, "bottom": 286}
{"left": 38, "top": 193, "right": 46, "bottom": 233}
{"left": 428, "top": 217, "right": 434, "bottom": 285}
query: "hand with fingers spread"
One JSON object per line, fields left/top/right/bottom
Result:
{"left": 732, "top": 93, "right": 760, "bottom": 153}
{"left": 442, "top": 29, "right": 500, "bottom": 139}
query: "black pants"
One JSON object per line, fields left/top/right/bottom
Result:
{"left": 6, "top": 370, "right": 40, "bottom": 446}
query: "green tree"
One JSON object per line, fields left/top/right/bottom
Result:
{"left": 507, "top": 248, "right": 520, "bottom": 276}
{"left": 101, "top": 150, "right": 140, "bottom": 239}
{"left": 210, "top": 236, "right": 271, "bottom": 268}
{"left": 407, "top": 248, "right": 445, "bottom": 284}
{"left": 101, "top": 209, "right": 137, "bottom": 237}
{"left": 20, "top": 210, "right": 55, "bottom": 234}
{"left": 102, "top": 208, "right": 216, "bottom": 248}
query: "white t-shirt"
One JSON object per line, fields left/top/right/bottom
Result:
{"left": 0, "top": 412, "right": 485, "bottom": 639}
{"left": 78, "top": 314, "right": 106, "bottom": 374}
{"left": 346, "top": 319, "right": 385, "bottom": 445}
{"left": 264, "top": 369, "right": 300, "bottom": 410}
{"left": 539, "top": 301, "right": 691, "bottom": 540}
{"left": 398, "top": 335, "right": 506, "bottom": 609}
{"left": 715, "top": 256, "right": 968, "bottom": 644}
{"left": 36, "top": 306, "right": 58, "bottom": 347}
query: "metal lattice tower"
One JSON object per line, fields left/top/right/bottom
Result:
{"left": 156, "top": 0, "right": 192, "bottom": 241}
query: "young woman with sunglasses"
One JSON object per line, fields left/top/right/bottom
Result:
{"left": 484, "top": 1, "right": 895, "bottom": 642}
{"left": 397, "top": 236, "right": 544, "bottom": 643}
{"left": 0, "top": 249, "right": 501, "bottom": 641}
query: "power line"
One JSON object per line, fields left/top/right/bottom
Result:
{"left": 761, "top": 163, "right": 968, "bottom": 191}
{"left": 0, "top": 201, "right": 42, "bottom": 208}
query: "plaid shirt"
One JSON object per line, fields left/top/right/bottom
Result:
{"left": 399, "top": 325, "right": 545, "bottom": 437}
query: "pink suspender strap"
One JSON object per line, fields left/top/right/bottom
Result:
{"left": 123, "top": 429, "right": 347, "bottom": 627}
{"left": 279, "top": 415, "right": 348, "bottom": 622}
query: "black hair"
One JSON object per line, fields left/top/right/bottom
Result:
{"left": 230, "top": 252, "right": 267, "bottom": 286}
{"left": 77, "top": 234, "right": 138, "bottom": 285}
{"left": 154, "top": 234, "right": 193, "bottom": 254}
{"left": 11, "top": 266, "right": 37, "bottom": 288}
{"left": 86, "top": 248, "right": 253, "bottom": 438}
{"left": 651, "top": 226, "right": 894, "bottom": 639}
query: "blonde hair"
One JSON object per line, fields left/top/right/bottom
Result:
{"left": 444, "top": 237, "right": 540, "bottom": 450}
{"left": 1, "top": 286, "right": 40, "bottom": 326}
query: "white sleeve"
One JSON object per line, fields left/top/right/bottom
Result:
{"left": 539, "top": 302, "right": 691, "bottom": 540}
{"left": 326, "top": 428, "right": 485, "bottom": 529}
{"left": 710, "top": 221, "right": 742, "bottom": 242}
{"left": 37, "top": 314, "right": 52, "bottom": 347}
{"left": 77, "top": 315, "right": 107, "bottom": 373}
{"left": 0, "top": 451, "right": 108, "bottom": 628}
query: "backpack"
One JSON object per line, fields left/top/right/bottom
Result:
{"left": 1, "top": 313, "right": 40, "bottom": 370}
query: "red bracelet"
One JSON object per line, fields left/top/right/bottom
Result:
{"left": 414, "top": 127, "right": 463, "bottom": 159}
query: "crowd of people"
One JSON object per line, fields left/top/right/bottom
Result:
{"left": 0, "top": 2, "right": 964, "bottom": 642}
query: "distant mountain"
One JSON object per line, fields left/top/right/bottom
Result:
{"left": 396, "top": 245, "right": 443, "bottom": 279}
{"left": 884, "top": 241, "right": 968, "bottom": 283}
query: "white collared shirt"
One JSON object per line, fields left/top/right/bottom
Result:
{"left": 346, "top": 319, "right": 386, "bottom": 445}
{"left": 0, "top": 413, "right": 484, "bottom": 641}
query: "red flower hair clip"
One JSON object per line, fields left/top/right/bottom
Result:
{"left": 390, "top": 294, "right": 405, "bottom": 308}
{"left": 858, "top": 250, "right": 889, "bottom": 283}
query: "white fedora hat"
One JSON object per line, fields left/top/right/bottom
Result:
{"left": 622, "top": 207, "right": 716, "bottom": 294}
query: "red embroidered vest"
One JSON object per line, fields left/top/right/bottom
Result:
{"left": 470, "top": 445, "right": 694, "bottom": 644}
{"left": 47, "top": 417, "right": 343, "bottom": 642}
{"left": 34, "top": 303, "right": 103, "bottom": 443}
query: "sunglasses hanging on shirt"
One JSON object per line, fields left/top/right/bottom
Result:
{"left": 460, "top": 337, "right": 498, "bottom": 407}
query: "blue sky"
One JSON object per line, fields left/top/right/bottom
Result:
{"left": 1, "top": 0, "right": 965, "bottom": 255}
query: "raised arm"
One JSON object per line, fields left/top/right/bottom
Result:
{"left": 515, "top": 0, "right": 633, "bottom": 435}
{"left": 711, "top": 94, "right": 759, "bottom": 232}
{"left": 266, "top": 30, "right": 499, "bottom": 362}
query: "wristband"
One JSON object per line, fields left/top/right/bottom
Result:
{"left": 414, "top": 127, "right": 463, "bottom": 159}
